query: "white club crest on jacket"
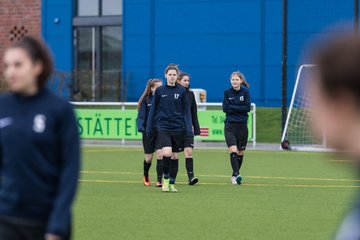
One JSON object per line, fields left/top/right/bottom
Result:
{"left": 33, "top": 114, "right": 46, "bottom": 133}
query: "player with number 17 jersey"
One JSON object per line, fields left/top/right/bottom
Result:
{"left": 147, "top": 84, "right": 192, "bottom": 134}
{"left": 146, "top": 64, "right": 193, "bottom": 192}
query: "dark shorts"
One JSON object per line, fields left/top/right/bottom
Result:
{"left": 0, "top": 216, "right": 71, "bottom": 240}
{"left": 142, "top": 132, "right": 158, "bottom": 154}
{"left": 224, "top": 123, "right": 248, "bottom": 150}
{"left": 156, "top": 131, "right": 185, "bottom": 153}
{"left": 184, "top": 136, "right": 194, "bottom": 149}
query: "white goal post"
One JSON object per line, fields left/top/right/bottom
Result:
{"left": 280, "top": 64, "right": 333, "bottom": 152}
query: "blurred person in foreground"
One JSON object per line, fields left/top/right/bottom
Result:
{"left": 311, "top": 34, "right": 360, "bottom": 240}
{"left": 0, "top": 36, "right": 80, "bottom": 240}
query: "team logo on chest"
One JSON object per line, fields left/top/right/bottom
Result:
{"left": 174, "top": 94, "right": 179, "bottom": 99}
{"left": 240, "top": 96, "right": 244, "bottom": 102}
{"left": 33, "top": 114, "right": 46, "bottom": 133}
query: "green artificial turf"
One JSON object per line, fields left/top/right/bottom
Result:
{"left": 256, "top": 107, "right": 282, "bottom": 143}
{"left": 73, "top": 147, "right": 358, "bottom": 240}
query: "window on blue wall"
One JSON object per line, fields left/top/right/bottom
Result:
{"left": 102, "top": 0, "right": 122, "bottom": 16}
{"left": 74, "top": 27, "right": 122, "bottom": 101}
{"left": 78, "top": 0, "right": 99, "bottom": 16}
{"left": 77, "top": 0, "right": 122, "bottom": 17}
{"left": 74, "top": 0, "right": 123, "bottom": 102}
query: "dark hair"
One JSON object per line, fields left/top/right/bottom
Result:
{"left": 231, "top": 71, "right": 250, "bottom": 88}
{"left": 164, "top": 63, "right": 179, "bottom": 75}
{"left": 178, "top": 71, "right": 190, "bottom": 81}
{"left": 10, "top": 36, "right": 53, "bottom": 89}
{"left": 137, "top": 79, "right": 162, "bottom": 110}
{"left": 314, "top": 35, "right": 360, "bottom": 106}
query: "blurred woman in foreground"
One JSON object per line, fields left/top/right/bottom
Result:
{"left": 0, "top": 36, "right": 80, "bottom": 240}
{"left": 311, "top": 35, "right": 360, "bottom": 240}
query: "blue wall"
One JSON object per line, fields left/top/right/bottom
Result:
{"left": 287, "top": 0, "right": 354, "bottom": 99}
{"left": 42, "top": 0, "right": 356, "bottom": 105}
{"left": 124, "top": 0, "right": 276, "bottom": 103}
{"left": 123, "top": 0, "right": 356, "bottom": 105}
{"left": 42, "top": 0, "right": 73, "bottom": 97}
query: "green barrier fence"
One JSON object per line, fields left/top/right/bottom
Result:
{"left": 74, "top": 103, "right": 256, "bottom": 146}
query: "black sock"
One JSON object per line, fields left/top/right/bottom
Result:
{"left": 156, "top": 159, "right": 163, "bottom": 182}
{"left": 170, "top": 159, "right": 179, "bottom": 184}
{"left": 230, "top": 152, "right": 239, "bottom": 176}
{"left": 186, "top": 158, "right": 194, "bottom": 180}
{"left": 143, "top": 160, "right": 152, "bottom": 178}
{"left": 163, "top": 156, "right": 171, "bottom": 179}
{"left": 238, "top": 155, "right": 244, "bottom": 173}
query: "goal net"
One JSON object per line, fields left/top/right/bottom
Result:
{"left": 281, "top": 64, "right": 332, "bottom": 152}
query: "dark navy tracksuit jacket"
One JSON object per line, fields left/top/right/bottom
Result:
{"left": 185, "top": 87, "right": 201, "bottom": 136}
{"left": 222, "top": 86, "right": 251, "bottom": 124}
{"left": 137, "top": 95, "right": 153, "bottom": 132}
{"left": 146, "top": 84, "right": 193, "bottom": 136}
{"left": 0, "top": 88, "right": 80, "bottom": 237}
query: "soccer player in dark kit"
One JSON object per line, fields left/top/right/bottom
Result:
{"left": 146, "top": 64, "right": 193, "bottom": 192}
{"left": 222, "top": 71, "right": 251, "bottom": 185}
{"left": 177, "top": 72, "right": 201, "bottom": 185}
{"left": 0, "top": 36, "right": 80, "bottom": 240}
{"left": 137, "top": 79, "right": 163, "bottom": 187}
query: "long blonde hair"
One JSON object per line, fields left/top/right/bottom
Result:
{"left": 231, "top": 71, "right": 250, "bottom": 88}
{"left": 137, "top": 79, "right": 162, "bottom": 110}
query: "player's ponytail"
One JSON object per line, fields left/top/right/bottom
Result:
{"left": 137, "top": 79, "right": 162, "bottom": 110}
{"left": 231, "top": 71, "right": 250, "bottom": 89}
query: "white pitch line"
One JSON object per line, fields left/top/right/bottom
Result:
{"left": 79, "top": 179, "right": 360, "bottom": 189}
{"left": 80, "top": 171, "right": 360, "bottom": 183}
